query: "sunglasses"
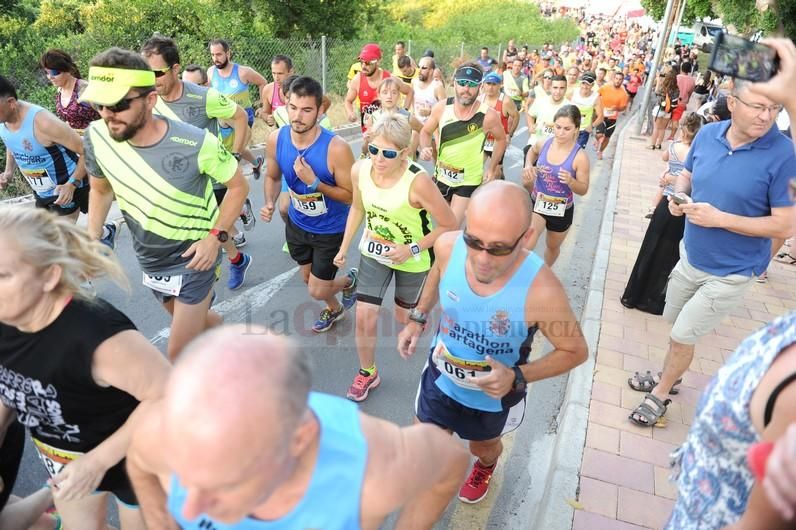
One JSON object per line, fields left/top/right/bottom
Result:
{"left": 367, "top": 144, "right": 402, "bottom": 159}
{"left": 462, "top": 231, "right": 525, "bottom": 256}
{"left": 543, "top": 75, "right": 553, "bottom": 80}
{"left": 91, "top": 92, "right": 150, "bottom": 113}
{"left": 152, "top": 66, "right": 172, "bottom": 78}
{"left": 45, "top": 69, "right": 61, "bottom": 76}
{"left": 360, "top": 59, "right": 378, "bottom": 66}
{"left": 454, "top": 78, "right": 481, "bottom": 88}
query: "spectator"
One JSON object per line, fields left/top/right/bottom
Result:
{"left": 647, "top": 69, "right": 679, "bottom": 150}
{"left": 670, "top": 61, "right": 696, "bottom": 140}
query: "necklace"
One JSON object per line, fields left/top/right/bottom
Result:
{"left": 455, "top": 100, "right": 479, "bottom": 123}
{"left": 292, "top": 126, "right": 321, "bottom": 158}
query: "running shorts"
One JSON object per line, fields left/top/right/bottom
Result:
{"left": 434, "top": 179, "right": 479, "bottom": 202}
{"left": 530, "top": 201, "right": 574, "bottom": 233}
{"left": 596, "top": 118, "right": 618, "bottom": 139}
{"left": 356, "top": 255, "right": 427, "bottom": 308}
{"left": 150, "top": 263, "right": 220, "bottom": 306}
{"left": 35, "top": 185, "right": 89, "bottom": 216}
{"left": 285, "top": 217, "right": 342, "bottom": 281}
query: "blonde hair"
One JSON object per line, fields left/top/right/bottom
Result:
{"left": 368, "top": 113, "right": 412, "bottom": 151}
{"left": 378, "top": 77, "right": 402, "bottom": 97}
{"left": 0, "top": 206, "right": 128, "bottom": 299}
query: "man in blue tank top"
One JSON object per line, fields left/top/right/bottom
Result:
{"left": 126, "top": 326, "right": 469, "bottom": 529}
{"left": 0, "top": 76, "right": 119, "bottom": 246}
{"left": 398, "top": 180, "right": 589, "bottom": 504}
{"left": 260, "top": 76, "right": 358, "bottom": 333}
{"left": 207, "top": 39, "right": 268, "bottom": 128}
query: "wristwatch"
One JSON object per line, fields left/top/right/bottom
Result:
{"left": 409, "top": 242, "right": 422, "bottom": 260}
{"left": 511, "top": 366, "right": 527, "bottom": 393}
{"left": 408, "top": 308, "right": 427, "bottom": 326}
{"left": 232, "top": 153, "right": 241, "bottom": 162}
{"left": 209, "top": 228, "right": 229, "bottom": 242}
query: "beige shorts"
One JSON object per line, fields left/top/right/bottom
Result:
{"left": 663, "top": 243, "right": 754, "bottom": 344}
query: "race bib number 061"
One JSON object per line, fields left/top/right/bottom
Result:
{"left": 433, "top": 341, "right": 491, "bottom": 390}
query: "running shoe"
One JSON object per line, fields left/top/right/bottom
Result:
{"left": 240, "top": 198, "right": 256, "bottom": 231}
{"left": 99, "top": 220, "right": 121, "bottom": 250}
{"left": 251, "top": 156, "right": 264, "bottom": 180}
{"left": 341, "top": 268, "right": 359, "bottom": 310}
{"left": 233, "top": 233, "right": 247, "bottom": 248}
{"left": 228, "top": 253, "right": 252, "bottom": 290}
{"left": 312, "top": 306, "right": 344, "bottom": 333}
{"left": 346, "top": 369, "right": 381, "bottom": 402}
{"left": 458, "top": 460, "right": 497, "bottom": 504}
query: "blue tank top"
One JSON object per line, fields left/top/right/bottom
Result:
{"left": 166, "top": 392, "right": 367, "bottom": 530}
{"left": 276, "top": 126, "right": 349, "bottom": 234}
{"left": 211, "top": 63, "right": 255, "bottom": 126}
{"left": 428, "top": 236, "right": 543, "bottom": 412}
{"left": 0, "top": 104, "right": 80, "bottom": 199}
{"left": 533, "top": 138, "right": 580, "bottom": 207}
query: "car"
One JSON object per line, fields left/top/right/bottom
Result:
{"left": 693, "top": 21, "right": 725, "bottom": 52}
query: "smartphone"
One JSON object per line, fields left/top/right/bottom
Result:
{"left": 672, "top": 192, "right": 692, "bottom": 205}
{"left": 709, "top": 32, "right": 779, "bottom": 82}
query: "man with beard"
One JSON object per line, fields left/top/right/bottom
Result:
{"left": 80, "top": 47, "right": 249, "bottom": 361}
{"left": 142, "top": 35, "right": 255, "bottom": 291}
{"left": 595, "top": 70, "right": 629, "bottom": 159}
{"left": 207, "top": 39, "right": 267, "bottom": 178}
{"left": 260, "top": 54, "right": 294, "bottom": 128}
{"left": 525, "top": 75, "right": 571, "bottom": 158}
{"left": 261, "top": 77, "right": 358, "bottom": 333}
{"left": 412, "top": 56, "right": 446, "bottom": 129}
{"left": 345, "top": 44, "right": 413, "bottom": 138}
{"left": 419, "top": 63, "right": 507, "bottom": 225}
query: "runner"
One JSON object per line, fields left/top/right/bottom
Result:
{"left": 260, "top": 54, "right": 293, "bottom": 127}
{"left": 525, "top": 75, "right": 571, "bottom": 159}
{"left": 39, "top": 49, "right": 100, "bottom": 132}
{"left": 397, "top": 181, "right": 588, "bottom": 504}
{"left": 207, "top": 38, "right": 266, "bottom": 178}
{"left": 412, "top": 56, "right": 446, "bottom": 127}
{"left": 345, "top": 43, "right": 412, "bottom": 147}
{"left": 80, "top": 47, "right": 249, "bottom": 361}
{"left": 522, "top": 105, "right": 591, "bottom": 264}
{"left": 181, "top": 65, "right": 207, "bottom": 86}
{"left": 0, "top": 205, "right": 170, "bottom": 529}
{"left": 569, "top": 71, "right": 604, "bottom": 149}
{"left": 392, "top": 40, "right": 416, "bottom": 74}
{"left": 595, "top": 70, "right": 629, "bottom": 159}
{"left": 529, "top": 68, "right": 553, "bottom": 108}
{"left": 126, "top": 326, "right": 469, "bottom": 529}
{"left": 0, "top": 75, "right": 119, "bottom": 247}
{"left": 333, "top": 114, "right": 457, "bottom": 402}
{"left": 477, "top": 47, "right": 495, "bottom": 71}
{"left": 364, "top": 78, "right": 423, "bottom": 157}
{"left": 502, "top": 58, "right": 530, "bottom": 111}
{"left": 142, "top": 35, "right": 254, "bottom": 290}
{"left": 481, "top": 72, "right": 520, "bottom": 179}
{"left": 260, "top": 76, "right": 357, "bottom": 333}
{"left": 564, "top": 65, "right": 580, "bottom": 100}
{"left": 419, "top": 63, "right": 507, "bottom": 225}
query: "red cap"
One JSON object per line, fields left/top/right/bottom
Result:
{"left": 359, "top": 43, "right": 382, "bottom": 62}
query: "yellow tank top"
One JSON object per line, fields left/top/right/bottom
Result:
{"left": 436, "top": 98, "right": 488, "bottom": 188}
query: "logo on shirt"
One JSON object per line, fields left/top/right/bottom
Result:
{"left": 489, "top": 310, "right": 511, "bottom": 336}
{"left": 229, "top": 79, "right": 239, "bottom": 89}
{"left": 170, "top": 136, "right": 198, "bottom": 147}
{"left": 23, "top": 138, "right": 33, "bottom": 151}
{"left": 467, "top": 123, "right": 478, "bottom": 133}
{"left": 446, "top": 290, "right": 459, "bottom": 302}
{"left": 162, "top": 153, "right": 189, "bottom": 173}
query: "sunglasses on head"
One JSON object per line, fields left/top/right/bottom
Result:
{"left": 462, "top": 231, "right": 525, "bottom": 256}
{"left": 91, "top": 91, "right": 151, "bottom": 113}
{"left": 454, "top": 78, "right": 481, "bottom": 88}
{"left": 367, "top": 144, "right": 402, "bottom": 159}
{"left": 152, "top": 66, "right": 172, "bottom": 78}
{"left": 45, "top": 69, "right": 61, "bottom": 76}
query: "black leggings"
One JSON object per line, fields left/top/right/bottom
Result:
{"left": 0, "top": 422, "right": 25, "bottom": 510}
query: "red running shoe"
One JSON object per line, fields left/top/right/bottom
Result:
{"left": 458, "top": 460, "right": 496, "bottom": 503}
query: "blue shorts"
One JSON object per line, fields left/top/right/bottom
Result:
{"left": 415, "top": 359, "right": 527, "bottom": 441}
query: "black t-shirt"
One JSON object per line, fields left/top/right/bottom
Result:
{"left": 0, "top": 298, "right": 140, "bottom": 453}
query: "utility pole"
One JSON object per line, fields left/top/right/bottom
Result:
{"left": 635, "top": 0, "right": 683, "bottom": 135}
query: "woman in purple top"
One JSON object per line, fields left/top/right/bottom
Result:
{"left": 522, "top": 104, "right": 590, "bottom": 266}
{"left": 40, "top": 49, "right": 99, "bottom": 132}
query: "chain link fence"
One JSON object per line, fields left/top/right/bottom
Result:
{"left": 1, "top": 35, "right": 561, "bottom": 200}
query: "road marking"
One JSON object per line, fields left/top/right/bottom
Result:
{"left": 149, "top": 266, "right": 299, "bottom": 345}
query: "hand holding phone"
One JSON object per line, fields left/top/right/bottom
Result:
{"left": 672, "top": 192, "right": 693, "bottom": 205}
{"left": 709, "top": 33, "right": 780, "bottom": 83}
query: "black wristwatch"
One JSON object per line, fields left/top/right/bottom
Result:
{"left": 511, "top": 365, "right": 527, "bottom": 393}
{"left": 209, "top": 228, "right": 229, "bottom": 243}
{"left": 232, "top": 153, "right": 242, "bottom": 162}
{"left": 408, "top": 308, "right": 427, "bottom": 326}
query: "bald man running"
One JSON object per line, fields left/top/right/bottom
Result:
{"left": 126, "top": 326, "right": 468, "bottom": 529}
{"left": 398, "top": 180, "right": 589, "bottom": 504}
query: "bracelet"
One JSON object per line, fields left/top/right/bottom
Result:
{"left": 307, "top": 177, "right": 320, "bottom": 193}
{"left": 66, "top": 177, "right": 79, "bottom": 186}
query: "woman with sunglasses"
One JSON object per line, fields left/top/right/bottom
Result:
{"left": 334, "top": 114, "right": 457, "bottom": 402}
{"left": 39, "top": 49, "right": 99, "bottom": 133}
{"left": 363, "top": 78, "right": 423, "bottom": 158}
{"left": 522, "top": 104, "right": 590, "bottom": 266}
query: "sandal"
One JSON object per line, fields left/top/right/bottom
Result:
{"left": 773, "top": 252, "right": 796, "bottom": 265}
{"left": 629, "top": 393, "right": 671, "bottom": 426}
{"left": 646, "top": 144, "right": 658, "bottom": 150}
{"left": 627, "top": 370, "right": 682, "bottom": 394}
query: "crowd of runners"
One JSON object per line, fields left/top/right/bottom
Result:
{"left": 0, "top": 9, "right": 795, "bottom": 530}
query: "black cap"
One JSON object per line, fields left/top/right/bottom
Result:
{"left": 580, "top": 71, "right": 597, "bottom": 84}
{"left": 454, "top": 65, "right": 484, "bottom": 83}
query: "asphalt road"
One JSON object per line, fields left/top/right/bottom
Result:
{"left": 12, "top": 117, "right": 626, "bottom": 528}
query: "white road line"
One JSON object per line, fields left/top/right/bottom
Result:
{"left": 149, "top": 266, "right": 300, "bottom": 345}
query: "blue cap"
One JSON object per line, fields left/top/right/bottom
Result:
{"left": 484, "top": 72, "right": 502, "bottom": 84}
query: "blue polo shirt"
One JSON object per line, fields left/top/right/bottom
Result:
{"left": 683, "top": 121, "right": 796, "bottom": 277}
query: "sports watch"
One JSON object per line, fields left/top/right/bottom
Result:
{"left": 408, "top": 308, "right": 427, "bottom": 326}
{"left": 410, "top": 242, "right": 422, "bottom": 260}
{"left": 232, "top": 153, "right": 242, "bottom": 162}
{"left": 209, "top": 228, "right": 229, "bottom": 242}
{"left": 511, "top": 366, "right": 527, "bottom": 393}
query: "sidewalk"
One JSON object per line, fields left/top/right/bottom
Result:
{"left": 571, "top": 134, "right": 796, "bottom": 530}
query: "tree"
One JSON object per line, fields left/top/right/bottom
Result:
{"left": 252, "top": 0, "right": 375, "bottom": 39}
{"left": 640, "top": 0, "right": 791, "bottom": 37}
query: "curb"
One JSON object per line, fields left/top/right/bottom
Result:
{"left": 532, "top": 112, "right": 635, "bottom": 530}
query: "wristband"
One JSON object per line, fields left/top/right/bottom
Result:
{"left": 66, "top": 177, "right": 79, "bottom": 186}
{"left": 307, "top": 177, "right": 320, "bottom": 193}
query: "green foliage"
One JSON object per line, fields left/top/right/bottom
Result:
{"left": 252, "top": 0, "right": 374, "bottom": 39}
{"left": 641, "top": 0, "right": 791, "bottom": 37}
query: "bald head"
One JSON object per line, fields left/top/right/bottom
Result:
{"left": 467, "top": 180, "right": 531, "bottom": 232}
{"left": 165, "top": 326, "right": 311, "bottom": 445}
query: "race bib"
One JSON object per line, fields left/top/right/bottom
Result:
{"left": 32, "top": 437, "right": 83, "bottom": 479}
{"left": 542, "top": 122, "right": 555, "bottom": 136}
{"left": 142, "top": 272, "right": 183, "bottom": 296}
{"left": 534, "top": 192, "right": 567, "bottom": 217}
{"left": 604, "top": 108, "right": 618, "bottom": 119}
{"left": 20, "top": 168, "right": 55, "bottom": 195}
{"left": 433, "top": 341, "right": 491, "bottom": 390}
{"left": 359, "top": 229, "right": 395, "bottom": 265}
{"left": 436, "top": 162, "right": 464, "bottom": 185}
{"left": 290, "top": 190, "right": 328, "bottom": 217}
{"left": 484, "top": 137, "right": 495, "bottom": 152}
